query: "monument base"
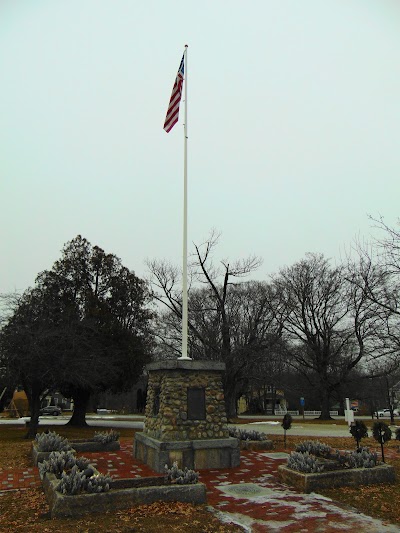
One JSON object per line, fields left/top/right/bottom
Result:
{"left": 134, "top": 432, "right": 240, "bottom": 473}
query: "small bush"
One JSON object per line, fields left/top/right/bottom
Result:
{"left": 349, "top": 420, "right": 368, "bottom": 450}
{"left": 93, "top": 429, "right": 120, "bottom": 444}
{"left": 228, "top": 427, "right": 268, "bottom": 441}
{"left": 295, "top": 440, "right": 331, "bottom": 457}
{"left": 56, "top": 465, "right": 112, "bottom": 495}
{"left": 39, "top": 450, "right": 77, "bottom": 479}
{"left": 373, "top": 421, "right": 392, "bottom": 463}
{"left": 287, "top": 451, "right": 324, "bottom": 473}
{"left": 395, "top": 427, "right": 400, "bottom": 441}
{"left": 288, "top": 446, "right": 378, "bottom": 472}
{"left": 282, "top": 413, "right": 292, "bottom": 430}
{"left": 164, "top": 462, "right": 199, "bottom": 485}
{"left": 332, "top": 450, "right": 348, "bottom": 468}
{"left": 282, "top": 414, "right": 292, "bottom": 448}
{"left": 57, "top": 465, "right": 85, "bottom": 495}
{"left": 35, "top": 431, "right": 71, "bottom": 452}
{"left": 346, "top": 447, "right": 378, "bottom": 469}
{"left": 372, "top": 421, "right": 392, "bottom": 443}
{"left": 85, "top": 473, "right": 113, "bottom": 493}
{"left": 39, "top": 450, "right": 92, "bottom": 479}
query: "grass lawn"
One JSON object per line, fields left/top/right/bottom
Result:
{"left": 0, "top": 422, "right": 399, "bottom": 530}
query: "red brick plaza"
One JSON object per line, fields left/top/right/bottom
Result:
{"left": 0, "top": 442, "right": 398, "bottom": 532}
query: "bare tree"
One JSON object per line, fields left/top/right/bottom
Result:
{"left": 147, "top": 233, "right": 282, "bottom": 417}
{"left": 351, "top": 217, "right": 400, "bottom": 353}
{"left": 273, "top": 253, "right": 383, "bottom": 419}
{"left": 347, "top": 217, "right": 400, "bottom": 421}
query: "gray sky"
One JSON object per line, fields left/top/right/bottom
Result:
{"left": 1, "top": 0, "right": 399, "bottom": 294}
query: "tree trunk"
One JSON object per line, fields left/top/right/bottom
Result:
{"left": 271, "top": 387, "right": 277, "bottom": 415}
{"left": 25, "top": 385, "right": 41, "bottom": 439}
{"left": 318, "top": 386, "right": 332, "bottom": 420}
{"left": 67, "top": 388, "right": 90, "bottom": 427}
{"left": 223, "top": 378, "right": 238, "bottom": 420}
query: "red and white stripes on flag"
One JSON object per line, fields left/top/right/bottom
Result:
{"left": 163, "top": 54, "right": 185, "bottom": 133}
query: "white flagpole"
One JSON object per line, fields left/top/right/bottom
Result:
{"left": 179, "top": 44, "right": 191, "bottom": 360}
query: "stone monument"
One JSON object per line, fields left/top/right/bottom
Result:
{"left": 133, "top": 359, "right": 240, "bottom": 472}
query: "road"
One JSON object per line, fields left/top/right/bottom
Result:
{"left": 1, "top": 414, "right": 398, "bottom": 437}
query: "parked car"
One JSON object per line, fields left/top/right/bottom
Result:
{"left": 374, "top": 408, "right": 399, "bottom": 418}
{"left": 39, "top": 405, "right": 62, "bottom": 416}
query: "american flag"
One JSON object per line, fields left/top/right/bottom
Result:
{"left": 163, "top": 54, "right": 185, "bottom": 133}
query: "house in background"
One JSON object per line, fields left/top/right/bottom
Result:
{"left": 41, "top": 392, "right": 73, "bottom": 411}
{"left": 238, "top": 385, "right": 287, "bottom": 415}
{"left": 94, "top": 375, "right": 147, "bottom": 414}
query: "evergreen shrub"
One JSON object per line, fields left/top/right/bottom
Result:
{"left": 228, "top": 427, "right": 268, "bottom": 441}
{"left": 93, "top": 429, "right": 120, "bottom": 444}
{"left": 164, "top": 461, "right": 199, "bottom": 484}
{"left": 35, "top": 431, "right": 71, "bottom": 452}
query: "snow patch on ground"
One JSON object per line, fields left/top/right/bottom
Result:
{"left": 260, "top": 452, "right": 290, "bottom": 459}
{"left": 249, "top": 421, "right": 280, "bottom": 425}
{"left": 211, "top": 509, "right": 296, "bottom": 532}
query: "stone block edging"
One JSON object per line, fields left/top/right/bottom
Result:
{"left": 31, "top": 444, "right": 76, "bottom": 466}
{"left": 69, "top": 440, "right": 120, "bottom": 452}
{"left": 31, "top": 440, "right": 120, "bottom": 465}
{"left": 134, "top": 432, "right": 240, "bottom": 472}
{"left": 278, "top": 463, "right": 396, "bottom": 493}
{"left": 42, "top": 472, "right": 207, "bottom": 518}
{"left": 239, "top": 440, "right": 274, "bottom": 451}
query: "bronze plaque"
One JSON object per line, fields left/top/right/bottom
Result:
{"left": 187, "top": 387, "right": 206, "bottom": 420}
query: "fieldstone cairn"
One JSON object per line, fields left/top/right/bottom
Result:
{"left": 133, "top": 360, "right": 240, "bottom": 472}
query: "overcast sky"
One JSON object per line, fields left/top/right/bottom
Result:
{"left": 1, "top": 0, "right": 399, "bottom": 295}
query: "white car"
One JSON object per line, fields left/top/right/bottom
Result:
{"left": 374, "top": 408, "right": 399, "bottom": 418}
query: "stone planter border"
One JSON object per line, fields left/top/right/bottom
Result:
{"left": 42, "top": 473, "right": 207, "bottom": 518}
{"left": 69, "top": 439, "right": 120, "bottom": 453}
{"left": 239, "top": 439, "right": 273, "bottom": 451}
{"left": 278, "top": 463, "right": 396, "bottom": 493}
{"left": 31, "top": 443, "right": 76, "bottom": 466}
{"left": 31, "top": 440, "right": 120, "bottom": 465}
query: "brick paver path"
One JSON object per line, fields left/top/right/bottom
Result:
{"left": 0, "top": 466, "right": 40, "bottom": 491}
{"left": 1, "top": 442, "right": 399, "bottom": 532}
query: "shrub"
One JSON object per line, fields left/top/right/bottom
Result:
{"left": 346, "top": 447, "right": 378, "bottom": 469}
{"left": 228, "top": 427, "right": 268, "bottom": 441}
{"left": 295, "top": 440, "right": 331, "bottom": 457}
{"left": 57, "top": 465, "right": 85, "bottom": 495}
{"left": 288, "top": 446, "right": 378, "bottom": 472}
{"left": 372, "top": 421, "right": 392, "bottom": 463}
{"left": 282, "top": 414, "right": 292, "bottom": 448}
{"left": 287, "top": 451, "right": 324, "bottom": 473}
{"left": 39, "top": 448, "right": 113, "bottom": 496}
{"left": 93, "top": 429, "right": 120, "bottom": 444}
{"left": 164, "top": 462, "right": 199, "bottom": 485}
{"left": 56, "top": 465, "right": 112, "bottom": 495}
{"left": 395, "top": 427, "right": 400, "bottom": 441}
{"left": 85, "top": 473, "right": 113, "bottom": 493}
{"left": 39, "top": 450, "right": 92, "bottom": 479}
{"left": 35, "top": 431, "right": 71, "bottom": 452}
{"left": 39, "top": 450, "right": 77, "bottom": 479}
{"left": 349, "top": 420, "right": 368, "bottom": 450}
{"left": 332, "top": 450, "right": 348, "bottom": 468}
{"left": 282, "top": 413, "right": 292, "bottom": 430}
